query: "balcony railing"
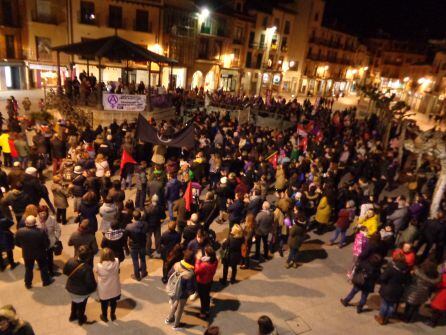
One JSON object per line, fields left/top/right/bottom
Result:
{"left": 31, "top": 10, "right": 59, "bottom": 25}
{"left": 78, "top": 11, "right": 99, "bottom": 26}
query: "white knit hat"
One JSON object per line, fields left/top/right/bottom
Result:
{"left": 25, "top": 167, "right": 37, "bottom": 175}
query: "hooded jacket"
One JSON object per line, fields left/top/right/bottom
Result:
{"left": 101, "top": 229, "right": 127, "bottom": 262}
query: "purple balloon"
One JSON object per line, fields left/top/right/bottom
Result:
{"left": 284, "top": 217, "right": 292, "bottom": 228}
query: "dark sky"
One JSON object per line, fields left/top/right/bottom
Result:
{"left": 323, "top": 0, "right": 446, "bottom": 40}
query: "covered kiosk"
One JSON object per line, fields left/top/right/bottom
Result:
{"left": 52, "top": 35, "right": 178, "bottom": 112}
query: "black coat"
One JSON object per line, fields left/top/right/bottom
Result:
{"left": 143, "top": 203, "right": 164, "bottom": 228}
{"left": 21, "top": 174, "right": 49, "bottom": 206}
{"left": 0, "top": 218, "right": 14, "bottom": 251}
{"left": 78, "top": 201, "right": 99, "bottom": 232}
{"left": 246, "top": 196, "right": 263, "bottom": 216}
{"left": 227, "top": 199, "right": 245, "bottom": 224}
{"left": 160, "top": 230, "right": 181, "bottom": 260}
{"left": 354, "top": 258, "right": 381, "bottom": 293}
{"left": 15, "top": 226, "right": 49, "bottom": 260}
{"left": 101, "top": 229, "right": 127, "bottom": 262}
{"left": 223, "top": 236, "right": 245, "bottom": 266}
{"left": 200, "top": 200, "right": 218, "bottom": 229}
{"left": 288, "top": 224, "right": 306, "bottom": 249}
{"left": 63, "top": 258, "right": 97, "bottom": 296}
{"left": 125, "top": 220, "right": 148, "bottom": 250}
{"left": 71, "top": 174, "right": 87, "bottom": 197}
{"left": 379, "top": 261, "right": 409, "bottom": 302}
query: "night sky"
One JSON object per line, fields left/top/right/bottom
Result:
{"left": 323, "top": 0, "right": 446, "bottom": 40}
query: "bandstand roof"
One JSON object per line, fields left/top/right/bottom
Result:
{"left": 52, "top": 35, "right": 177, "bottom": 64}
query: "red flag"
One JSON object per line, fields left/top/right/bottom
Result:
{"left": 300, "top": 137, "right": 308, "bottom": 152}
{"left": 268, "top": 152, "right": 278, "bottom": 170}
{"left": 296, "top": 125, "right": 308, "bottom": 137}
{"left": 184, "top": 181, "right": 193, "bottom": 212}
{"left": 120, "top": 150, "right": 137, "bottom": 170}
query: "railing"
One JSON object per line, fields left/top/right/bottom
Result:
{"left": 31, "top": 10, "right": 59, "bottom": 25}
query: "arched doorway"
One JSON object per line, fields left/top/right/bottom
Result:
{"left": 191, "top": 71, "right": 203, "bottom": 89}
{"left": 204, "top": 70, "right": 216, "bottom": 92}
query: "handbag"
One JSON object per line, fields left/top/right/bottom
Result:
{"left": 351, "top": 266, "right": 367, "bottom": 287}
{"left": 53, "top": 240, "right": 63, "bottom": 256}
{"left": 68, "top": 262, "right": 84, "bottom": 279}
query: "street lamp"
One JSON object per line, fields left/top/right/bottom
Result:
{"left": 199, "top": 7, "right": 210, "bottom": 20}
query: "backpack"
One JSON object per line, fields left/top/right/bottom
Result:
{"left": 166, "top": 270, "right": 185, "bottom": 299}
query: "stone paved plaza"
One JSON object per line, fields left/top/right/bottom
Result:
{"left": 1, "top": 183, "right": 445, "bottom": 335}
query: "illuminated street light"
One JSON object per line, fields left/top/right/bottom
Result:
{"left": 403, "top": 76, "right": 410, "bottom": 82}
{"left": 200, "top": 7, "right": 210, "bottom": 20}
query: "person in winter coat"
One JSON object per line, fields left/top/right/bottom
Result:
{"left": 99, "top": 196, "right": 117, "bottom": 234}
{"left": 67, "top": 219, "right": 99, "bottom": 265}
{"left": 63, "top": 245, "right": 97, "bottom": 325}
{"left": 357, "top": 208, "right": 379, "bottom": 238}
{"left": 415, "top": 211, "right": 445, "bottom": 263}
{"left": 1, "top": 183, "right": 29, "bottom": 224}
{"left": 254, "top": 201, "right": 274, "bottom": 260}
{"left": 386, "top": 196, "right": 409, "bottom": 234}
{"left": 125, "top": 211, "right": 148, "bottom": 281}
{"left": 78, "top": 191, "right": 99, "bottom": 233}
{"left": 15, "top": 215, "right": 54, "bottom": 289}
{"left": 199, "top": 192, "right": 219, "bottom": 231}
{"left": 0, "top": 304, "right": 35, "bottom": 335}
{"left": 173, "top": 197, "right": 187, "bottom": 236}
{"left": 195, "top": 246, "right": 218, "bottom": 318}
{"left": 165, "top": 173, "right": 181, "bottom": 221}
{"left": 160, "top": 221, "right": 181, "bottom": 283}
{"left": 101, "top": 222, "right": 128, "bottom": 263}
{"left": 220, "top": 224, "right": 245, "bottom": 285}
{"left": 36, "top": 205, "right": 61, "bottom": 277}
{"left": 0, "top": 216, "right": 19, "bottom": 271}
{"left": 403, "top": 261, "right": 440, "bottom": 322}
{"left": 227, "top": 193, "right": 246, "bottom": 227}
{"left": 314, "top": 195, "right": 332, "bottom": 234}
{"left": 165, "top": 250, "right": 197, "bottom": 330}
{"left": 134, "top": 163, "right": 148, "bottom": 210}
{"left": 70, "top": 166, "right": 87, "bottom": 212}
{"left": 375, "top": 252, "right": 409, "bottom": 325}
{"left": 143, "top": 195, "right": 164, "bottom": 257}
{"left": 392, "top": 243, "right": 416, "bottom": 270}
{"left": 21, "top": 167, "right": 55, "bottom": 212}
{"left": 96, "top": 248, "right": 121, "bottom": 322}
{"left": 348, "top": 226, "right": 369, "bottom": 279}
{"left": 51, "top": 176, "right": 69, "bottom": 225}
{"left": 398, "top": 219, "right": 419, "bottom": 245}
{"left": 286, "top": 218, "right": 306, "bottom": 269}
{"left": 329, "top": 200, "right": 355, "bottom": 247}
{"left": 427, "top": 263, "right": 446, "bottom": 327}
{"left": 246, "top": 189, "right": 263, "bottom": 216}
{"left": 340, "top": 253, "right": 382, "bottom": 313}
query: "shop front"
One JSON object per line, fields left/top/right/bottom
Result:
{"left": 0, "top": 62, "right": 24, "bottom": 90}
{"left": 219, "top": 69, "right": 239, "bottom": 92}
{"left": 28, "top": 63, "right": 67, "bottom": 88}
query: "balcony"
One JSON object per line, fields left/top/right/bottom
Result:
{"left": 78, "top": 11, "right": 99, "bottom": 26}
{"left": 31, "top": 10, "right": 59, "bottom": 25}
{"left": 134, "top": 20, "right": 152, "bottom": 33}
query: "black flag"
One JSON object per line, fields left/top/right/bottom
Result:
{"left": 136, "top": 114, "right": 195, "bottom": 149}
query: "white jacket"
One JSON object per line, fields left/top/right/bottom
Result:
{"left": 96, "top": 258, "right": 121, "bottom": 300}
{"left": 38, "top": 216, "right": 61, "bottom": 248}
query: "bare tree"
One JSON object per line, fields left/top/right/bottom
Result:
{"left": 404, "top": 127, "right": 446, "bottom": 217}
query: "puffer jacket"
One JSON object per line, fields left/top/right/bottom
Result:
{"left": 357, "top": 214, "right": 379, "bottom": 238}
{"left": 99, "top": 203, "right": 117, "bottom": 233}
{"left": 63, "top": 258, "right": 97, "bottom": 296}
{"left": 404, "top": 268, "right": 441, "bottom": 305}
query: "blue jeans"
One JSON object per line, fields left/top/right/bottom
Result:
{"left": 379, "top": 299, "right": 395, "bottom": 319}
{"left": 287, "top": 248, "right": 299, "bottom": 263}
{"left": 167, "top": 201, "right": 174, "bottom": 221}
{"left": 330, "top": 227, "right": 346, "bottom": 245}
{"left": 344, "top": 286, "right": 369, "bottom": 308}
{"left": 130, "top": 248, "right": 146, "bottom": 278}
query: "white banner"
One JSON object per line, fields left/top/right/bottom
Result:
{"left": 103, "top": 93, "right": 146, "bottom": 111}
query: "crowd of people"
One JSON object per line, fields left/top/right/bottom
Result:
{"left": 0, "top": 90, "right": 445, "bottom": 334}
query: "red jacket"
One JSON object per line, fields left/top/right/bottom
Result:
{"left": 335, "top": 208, "right": 354, "bottom": 230}
{"left": 431, "top": 273, "right": 446, "bottom": 311}
{"left": 194, "top": 258, "right": 218, "bottom": 284}
{"left": 392, "top": 249, "right": 415, "bottom": 269}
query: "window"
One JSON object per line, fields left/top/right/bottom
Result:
{"left": 281, "top": 37, "right": 288, "bottom": 52}
{"left": 274, "top": 18, "right": 280, "bottom": 29}
{"left": 284, "top": 21, "right": 290, "bottom": 34}
{"left": 198, "top": 38, "right": 209, "bottom": 59}
{"left": 5, "top": 35, "right": 15, "bottom": 58}
{"left": 256, "top": 53, "right": 263, "bottom": 69}
{"left": 233, "top": 48, "right": 240, "bottom": 66}
{"left": 1, "top": 0, "right": 15, "bottom": 26}
{"left": 314, "top": 12, "right": 319, "bottom": 22}
{"left": 248, "top": 31, "right": 255, "bottom": 47}
{"left": 200, "top": 18, "right": 211, "bottom": 34}
{"left": 109, "top": 5, "right": 122, "bottom": 28}
{"left": 234, "top": 26, "right": 243, "bottom": 44}
{"left": 246, "top": 51, "right": 252, "bottom": 68}
{"left": 259, "top": 34, "right": 265, "bottom": 48}
{"left": 135, "top": 10, "right": 149, "bottom": 32}
{"left": 35, "top": 36, "right": 52, "bottom": 60}
{"left": 236, "top": 2, "right": 241, "bottom": 12}
{"left": 262, "top": 16, "right": 268, "bottom": 28}
{"left": 80, "top": 1, "right": 95, "bottom": 24}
